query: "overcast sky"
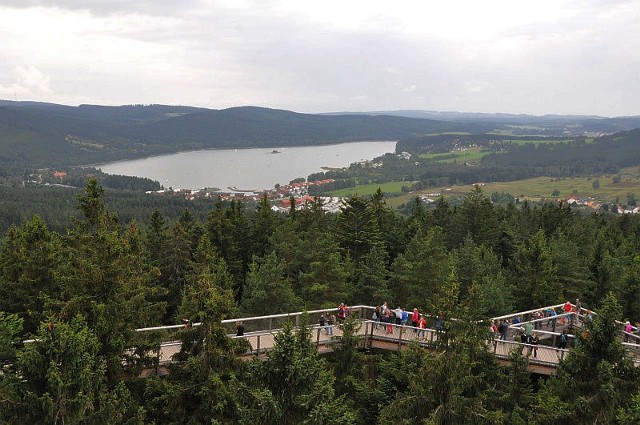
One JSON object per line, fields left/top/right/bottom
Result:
{"left": 0, "top": 0, "right": 638, "bottom": 116}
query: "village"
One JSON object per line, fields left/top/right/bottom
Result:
{"left": 146, "top": 178, "right": 345, "bottom": 214}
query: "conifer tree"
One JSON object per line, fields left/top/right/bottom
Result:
{"left": 53, "top": 178, "right": 160, "bottom": 384}
{"left": 14, "top": 316, "right": 106, "bottom": 423}
{"left": 512, "top": 229, "right": 560, "bottom": 310}
{"left": 535, "top": 292, "right": 640, "bottom": 423}
{"left": 0, "top": 216, "right": 62, "bottom": 334}
{"left": 241, "top": 252, "right": 300, "bottom": 315}
{"left": 391, "top": 227, "right": 453, "bottom": 310}
{"left": 240, "top": 316, "right": 356, "bottom": 424}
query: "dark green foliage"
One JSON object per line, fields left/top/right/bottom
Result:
{"left": 0, "top": 102, "right": 487, "bottom": 169}
{"left": 380, "top": 281, "right": 505, "bottom": 424}
{"left": 241, "top": 252, "right": 301, "bottom": 315}
{"left": 0, "top": 216, "right": 62, "bottom": 334}
{"left": 512, "top": 229, "right": 561, "bottom": 310}
{"left": 240, "top": 316, "right": 356, "bottom": 424}
{"left": 3, "top": 179, "right": 640, "bottom": 422}
{"left": 535, "top": 293, "right": 640, "bottom": 423}
{"left": 13, "top": 316, "right": 107, "bottom": 423}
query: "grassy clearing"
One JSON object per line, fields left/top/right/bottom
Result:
{"left": 418, "top": 147, "right": 493, "bottom": 163}
{"left": 506, "top": 139, "right": 571, "bottom": 145}
{"left": 327, "top": 181, "right": 411, "bottom": 197}
{"left": 386, "top": 170, "right": 640, "bottom": 208}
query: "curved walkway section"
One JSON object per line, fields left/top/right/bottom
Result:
{"left": 138, "top": 303, "right": 640, "bottom": 376}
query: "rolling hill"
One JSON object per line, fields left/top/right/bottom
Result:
{"left": 1, "top": 100, "right": 639, "bottom": 171}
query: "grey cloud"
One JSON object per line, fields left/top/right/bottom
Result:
{"left": 0, "top": 0, "right": 200, "bottom": 16}
{"left": 2, "top": 0, "right": 639, "bottom": 115}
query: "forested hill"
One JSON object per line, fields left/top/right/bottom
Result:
{"left": 139, "top": 106, "right": 487, "bottom": 146}
{"left": 0, "top": 101, "right": 488, "bottom": 169}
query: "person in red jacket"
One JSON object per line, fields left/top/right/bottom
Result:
{"left": 563, "top": 301, "right": 573, "bottom": 326}
{"left": 411, "top": 308, "right": 420, "bottom": 330}
{"left": 418, "top": 315, "right": 427, "bottom": 339}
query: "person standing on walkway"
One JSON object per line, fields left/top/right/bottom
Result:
{"left": 531, "top": 332, "right": 539, "bottom": 357}
{"left": 385, "top": 308, "right": 393, "bottom": 334}
{"left": 393, "top": 307, "right": 403, "bottom": 326}
{"left": 563, "top": 301, "right": 573, "bottom": 326}
{"left": 574, "top": 298, "right": 582, "bottom": 325}
{"left": 401, "top": 308, "right": 409, "bottom": 327}
{"left": 327, "top": 314, "right": 335, "bottom": 335}
{"left": 498, "top": 320, "right": 508, "bottom": 341}
{"left": 418, "top": 315, "right": 427, "bottom": 339}
{"left": 524, "top": 321, "right": 534, "bottom": 344}
{"left": 338, "top": 303, "right": 346, "bottom": 325}
{"left": 624, "top": 321, "right": 633, "bottom": 343}
{"left": 411, "top": 308, "right": 420, "bottom": 329}
{"left": 319, "top": 313, "right": 327, "bottom": 335}
{"left": 558, "top": 329, "right": 568, "bottom": 349}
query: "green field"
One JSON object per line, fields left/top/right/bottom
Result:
{"left": 327, "top": 181, "right": 411, "bottom": 197}
{"left": 506, "top": 138, "right": 572, "bottom": 146}
{"left": 385, "top": 168, "right": 640, "bottom": 208}
{"left": 418, "top": 147, "right": 493, "bottom": 163}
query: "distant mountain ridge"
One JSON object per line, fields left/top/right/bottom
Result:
{"left": 1, "top": 100, "right": 639, "bottom": 169}
{"left": 0, "top": 102, "right": 489, "bottom": 168}
{"left": 324, "top": 109, "right": 640, "bottom": 132}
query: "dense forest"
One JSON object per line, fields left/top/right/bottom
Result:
{"left": 2, "top": 100, "right": 640, "bottom": 174}
{"left": 309, "top": 128, "right": 640, "bottom": 195}
{"left": 2, "top": 178, "right": 640, "bottom": 423}
{"left": 0, "top": 102, "right": 489, "bottom": 169}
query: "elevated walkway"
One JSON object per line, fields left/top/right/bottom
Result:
{"left": 136, "top": 303, "right": 640, "bottom": 376}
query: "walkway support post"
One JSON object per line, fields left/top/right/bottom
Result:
{"left": 369, "top": 320, "right": 375, "bottom": 349}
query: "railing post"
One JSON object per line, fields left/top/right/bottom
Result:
{"left": 398, "top": 326, "right": 403, "bottom": 350}
{"left": 316, "top": 327, "right": 321, "bottom": 347}
{"left": 369, "top": 320, "right": 375, "bottom": 348}
{"left": 364, "top": 321, "right": 369, "bottom": 348}
{"left": 295, "top": 315, "right": 300, "bottom": 328}
{"left": 256, "top": 335, "right": 261, "bottom": 356}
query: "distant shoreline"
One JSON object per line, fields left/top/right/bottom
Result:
{"left": 85, "top": 140, "right": 396, "bottom": 169}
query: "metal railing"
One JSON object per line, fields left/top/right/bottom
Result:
{"left": 23, "top": 302, "right": 628, "bottom": 372}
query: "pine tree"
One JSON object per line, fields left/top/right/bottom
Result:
{"left": 512, "top": 229, "right": 561, "bottom": 310}
{"left": 0, "top": 216, "right": 62, "bottom": 334}
{"left": 240, "top": 316, "right": 356, "bottom": 424}
{"left": 53, "top": 178, "right": 160, "bottom": 384}
{"left": 450, "top": 186, "right": 500, "bottom": 249}
{"left": 297, "top": 232, "right": 352, "bottom": 308}
{"left": 380, "top": 274, "right": 504, "bottom": 424}
{"left": 391, "top": 227, "right": 453, "bottom": 310}
{"left": 534, "top": 292, "right": 640, "bottom": 423}
{"left": 15, "top": 316, "right": 106, "bottom": 423}
{"left": 241, "top": 252, "right": 301, "bottom": 315}
{"left": 251, "top": 194, "right": 279, "bottom": 257}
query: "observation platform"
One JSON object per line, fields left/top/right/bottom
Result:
{"left": 136, "top": 303, "right": 640, "bottom": 377}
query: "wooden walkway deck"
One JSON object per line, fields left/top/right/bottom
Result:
{"left": 141, "top": 304, "right": 640, "bottom": 376}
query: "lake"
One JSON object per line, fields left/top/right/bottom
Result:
{"left": 98, "top": 141, "right": 397, "bottom": 191}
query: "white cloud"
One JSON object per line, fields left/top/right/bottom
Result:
{"left": 0, "top": 1, "right": 638, "bottom": 115}
{"left": 0, "top": 66, "right": 53, "bottom": 100}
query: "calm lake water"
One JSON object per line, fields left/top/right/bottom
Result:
{"left": 98, "top": 141, "right": 397, "bottom": 191}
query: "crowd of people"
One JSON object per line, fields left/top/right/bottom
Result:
{"left": 315, "top": 302, "right": 438, "bottom": 339}
{"left": 310, "top": 299, "right": 640, "bottom": 354}
{"left": 486, "top": 299, "right": 587, "bottom": 347}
